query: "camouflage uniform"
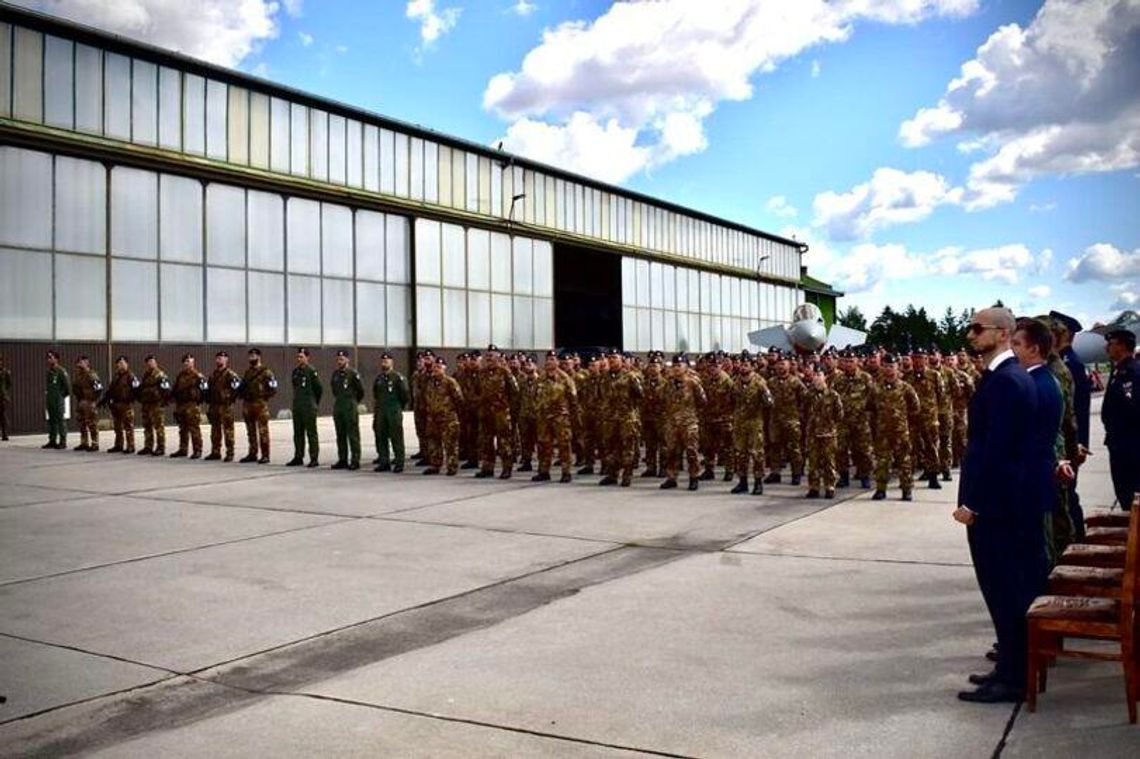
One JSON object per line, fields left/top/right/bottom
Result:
{"left": 171, "top": 368, "right": 207, "bottom": 457}
{"left": 457, "top": 363, "right": 481, "bottom": 466}
{"left": 872, "top": 376, "right": 920, "bottom": 496}
{"left": 240, "top": 363, "right": 278, "bottom": 461}
{"left": 732, "top": 372, "right": 773, "bottom": 488}
{"left": 206, "top": 365, "right": 241, "bottom": 460}
{"left": 478, "top": 364, "right": 519, "bottom": 475}
{"left": 903, "top": 368, "right": 942, "bottom": 479}
{"left": 71, "top": 367, "right": 104, "bottom": 450}
{"left": 599, "top": 367, "right": 643, "bottom": 485}
{"left": 805, "top": 384, "right": 843, "bottom": 494}
{"left": 576, "top": 366, "right": 602, "bottom": 472}
{"left": 767, "top": 372, "right": 807, "bottom": 480}
{"left": 1047, "top": 352, "right": 1080, "bottom": 555}
{"left": 701, "top": 366, "right": 736, "bottom": 479}
{"left": 949, "top": 367, "right": 974, "bottom": 468}
{"left": 535, "top": 367, "right": 577, "bottom": 480}
{"left": 936, "top": 364, "right": 956, "bottom": 475}
{"left": 137, "top": 366, "right": 171, "bottom": 454}
{"left": 662, "top": 371, "right": 706, "bottom": 485}
{"left": 517, "top": 370, "right": 540, "bottom": 470}
{"left": 424, "top": 372, "right": 464, "bottom": 474}
{"left": 640, "top": 368, "right": 667, "bottom": 475}
{"left": 102, "top": 368, "right": 139, "bottom": 452}
{"left": 411, "top": 367, "right": 430, "bottom": 460}
{"left": 831, "top": 368, "right": 876, "bottom": 484}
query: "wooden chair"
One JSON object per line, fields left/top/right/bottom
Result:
{"left": 1087, "top": 512, "right": 1131, "bottom": 529}
{"left": 1082, "top": 526, "right": 1129, "bottom": 545}
{"left": 1025, "top": 502, "right": 1139, "bottom": 722}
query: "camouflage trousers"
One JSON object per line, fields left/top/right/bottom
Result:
{"left": 208, "top": 404, "right": 235, "bottom": 457}
{"left": 733, "top": 420, "right": 766, "bottom": 478}
{"left": 911, "top": 417, "right": 940, "bottom": 474}
{"left": 807, "top": 434, "right": 838, "bottom": 491}
{"left": 663, "top": 419, "right": 701, "bottom": 481}
{"left": 141, "top": 403, "right": 165, "bottom": 452}
{"left": 601, "top": 418, "right": 638, "bottom": 481}
{"left": 875, "top": 430, "right": 914, "bottom": 493}
{"left": 951, "top": 410, "right": 968, "bottom": 468}
{"left": 578, "top": 417, "right": 598, "bottom": 468}
{"left": 700, "top": 419, "right": 734, "bottom": 472}
{"left": 110, "top": 402, "right": 135, "bottom": 451}
{"left": 937, "top": 412, "right": 953, "bottom": 472}
{"left": 426, "top": 414, "right": 459, "bottom": 474}
{"left": 0, "top": 396, "right": 8, "bottom": 438}
{"left": 770, "top": 418, "right": 803, "bottom": 476}
{"left": 537, "top": 415, "right": 572, "bottom": 477}
{"left": 174, "top": 402, "right": 203, "bottom": 455}
{"left": 413, "top": 404, "right": 427, "bottom": 457}
{"left": 77, "top": 399, "right": 99, "bottom": 449}
{"left": 460, "top": 407, "right": 479, "bottom": 463}
{"left": 518, "top": 415, "right": 537, "bottom": 466}
{"left": 837, "top": 416, "right": 873, "bottom": 478}
{"left": 242, "top": 400, "right": 270, "bottom": 459}
{"left": 641, "top": 418, "right": 664, "bottom": 474}
{"left": 479, "top": 410, "right": 513, "bottom": 472}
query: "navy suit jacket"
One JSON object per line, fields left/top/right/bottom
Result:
{"left": 959, "top": 355, "right": 1038, "bottom": 525}
{"left": 1026, "top": 367, "right": 1062, "bottom": 515}
{"left": 1061, "top": 346, "right": 1091, "bottom": 448}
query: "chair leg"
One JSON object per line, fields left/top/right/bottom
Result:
{"left": 1124, "top": 636, "right": 1138, "bottom": 724}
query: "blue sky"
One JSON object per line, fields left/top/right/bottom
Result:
{"left": 25, "top": 0, "right": 1139, "bottom": 328}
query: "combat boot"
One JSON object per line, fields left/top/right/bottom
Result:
{"left": 189, "top": 451, "right": 201, "bottom": 460}
{"left": 598, "top": 475, "right": 618, "bottom": 486}
{"left": 307, "top": 459, "right": 319, "bottom": 468}
{"left": 239, "top": 453, "right": 258, "bottom": 463}
{"left": 137, "top": 448, "right": 153, "bottom": 456}
{"left": 374, "top": 463, "right": 391, "bottom": 472}
{"left": 223, "top": 452, "right": 233, "bottom": 462}
{"left": 901, "top": 491, "right": 913, "bottom": 501}
{"left": 422, "top": 466, "right": 440, "bottom": 475}
{"left": 805, "top": 489, "right": 820, "bottom": 499}
{"left": 751, "top": 480, "right": 764, "bottom": 496}
{"left": 558, "top": 473, "right": 572, "bottom": 483}
{"left": 257, "top": 455, "right": 269, "bottom": 464}
{"left": 928, "top": 473, "right": 942, "bottom": 490}
{"left": 640, "top": 468, "right": 657, "bottom": 477}
{"left": 348, "top": 462, "right": 360, "bottom": 471}
{"left": 764, "top": 472, "right": 781, "bottom": 484}
{"left": 872, "top": 490, "right": 887, "bottom": 501}
{"left": 659, "top": 478, "right": 678, "bottom": 490}
{"left": 837, "top": 472, "right": 850, "bottom": 488}
{"left": 392, "top": 465, "right": 404, "bottom": 473}
{"left": 620, "top": 476, "right": 631, "bottom": 487}
{"left": 731, "top": 476, "right": 749, "bottom": 494}
{"left": 331, "top": 461, "right": 348, "bottom": 470}
{"left": 941, "top": 469, "right": 952, "bottom": 482}
{"left": 72, "top": 443, "right": 88, "bottom": 451}
{"left": 687, "top": 478, "right": 699, "bottom": 491}
{"left": 151, "top": 448, "right": 164, "bottom": 456}
{"left": 107, "top": 445, "right": 123, "bottom": 453}
{"left": 169, "top": 450, "right": 187, "bottom": 458}
{"left": 577, "top": 465, "right": 595, "bottom": 475}
{"left": 790, "top": 474, "right": 802, "bottom": 486}
{"left": 824, "top": 489, "right": 835, "bottom": 499}
{"left": 722, "top": 470, "right": 734, "bottom": 482}
{"left": 474, "top": 469, "right": 493, "bottom": 479}
{"left": 699, "top": 467, "right": 715, "bottom": 481}
{"left": 498, "top": 468, "right": 512, "bottom": 480}
{"left": 286, "top": 457, "right": 303, "bottom": 467}
{"left": 205, "top": 452, "right": 221, "bottom": 461}
{"left": 518, "top": 461, "right": 533, "bottom": 472}
{"left": 531, "top": 472, "right": 551, "bottom": 482}
{"left": 859, "top": 477, "right": 871, "bottom": 489}
{"left": 461, "top": 460, "right": 479, "bottom": 470}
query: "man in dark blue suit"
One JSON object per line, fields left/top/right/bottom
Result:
{"left": 1052, "top": 311, "right": 1091, "bottom": 536}
{"left": 954, "top": 307, "right": 1042, "bottom": 703}
{"left": 1103, "top": 329, "right": 1140, "bottom": 512}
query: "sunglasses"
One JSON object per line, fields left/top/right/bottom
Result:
{"left": 966, "top": 323, "right": 1000, "bottom": 335}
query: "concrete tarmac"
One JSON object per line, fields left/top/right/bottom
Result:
{"left": 0, "top": 402, "right": 1135, "bottom": 757}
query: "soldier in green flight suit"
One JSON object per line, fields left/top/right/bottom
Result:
{"left": 372, "top": 351, "right": 411, "bottom": 473}
{"left": 331, "top": 349, "right": 365, "bottom": 471}
{"left": 44, "top": 350, "right": 71, "bottom": 449}
{"left": 287, "top": 347, "right": 323, "bottom": 468}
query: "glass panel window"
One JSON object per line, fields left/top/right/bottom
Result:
{"left": 450, "top": 148, "right": 463, "bottom": 208}
{"left": 664, "top": 312, "right": 677, "bottom": 352}
{"left": 466, "top": 229, "right": 490, "bottom": 291}
{"left": 363, "top": 124, "right": 379, "bottom": 192}
{"left": 104, "top": 52, "right": 131, "bottom": 140}
{"left": 290, "top": 103, "right": 309, "bottom": 176}
{"left": 355, "top": 210, "right": 385, "bottom": 282}
{"left": 661, "top": 265, "right": 676, "bottom": 310}
{"left": 158, "top": 66, "right": 182, "bottom": 150}
{"left": 490, "top": 162, "right": 502, "bottom": 216}
{"left": 490, "top": 232, "right": 511, "bottom": 293}
{"left": 491, "top": 293, "right": 511, "bottom": 346}
{"left": 12, "top": 27, "right": 43, "bottom": 123}
{"left": 322, "top": 277, "right": 354, "bottom": 345}
{"left": 247, "top": 190, "right": 284, "bottom": 271}
{"left": 416, "top": 285, "right": 442, "bottom": 346}
{"left": 309, "top": 109, "right": 328, "bottom": 180}
{"left": 132, "top": 59, "right": 157, "bottom": 145}
{"left": 532, "top": 240, "right": 553, "bottom": 298}
{"left": 621, "top": 257, "right": 637, "bottom": 307}
{"left": 270, "top": 97, "right": 290, "bottom": 172}
{"left": 414, "top": 219, "right": 441, "bottom": 285}
{"left": 227, "top": 86, "right": 249, "bottom": 164}
{"left": 0, "top": 148, "right": 52, "bottom": 249}
{"left": 622, "top": 306, "right": 636, "bottom": 352}
{"left": 205, "top": 79, "right": 227, "bottom": 159}
{"left": 478, "top": 156, "right": 491, "bottom": 215}
{"left": 161, "top": 262, "right": 203, "bottom": 341}
{"left": 288, "top": 274, "right": 321, "bottom": 344}
{"left": 249, "top": 91, "right": 269, "bottom": 168}
{"left": 74, "top": 44, "right": 102, "bottom": 134}
{"left": 675, "top": 267, "right": 688, "bottom": 312}
{"left": 386, "top": 284, "right": 410, "bottom": 346}
{"left": 286, "top": 198, "right": 320, "bottom": 274}
{"left": 468, "top": 291, "right": 491, "bottom": 347}
{"left": 0, "top": 248, "right": 52, "bottom": 338}
{"left": 441, "top": 222, "right": 466, "bottom": 288}
{"left": 379, "top": 128, "right": 395, "bottom": 194}
{"left": 56, "top": 253, "right": 106, "bottom": 340}
{"left": 346, "top": 119, "right": 363, "bottom": 188}
{"left": 55, "top": 156, "right": 106, "bottom": 255}
{"left": 385, "top": 215, "right": 409, "bottom": 283}
{"left": 465, "top": 153, "right": 478, "bottom": 213}
{"left": 44, "top": 36, "right": 73, "bottom": 129}
{"left": 248, "top": 270, "right": 284, "bottom": 343}
{"left": 112, "top": 258, "right": 158, "bottom": 340}
{"left": 442, "top": 287, "right": 466, "bottom": 347}
{"left": 182, "top": 74, "right": 206, "bottom": 155}
{"left": 676, "top": 309, "right": 689, "bottom": 349}
{"left": 534, "top": 297, "right": 553, "bottom": 349}
{"left": 635, "top": 260, "right": 650, "bottom": 307}
{"left": 328, "top": 114, "right": 346, "bottom": 184}
{"left": 512, "top": 295, "right": 534, "bottom": 349}
{"left": 206, "top": 184, "right": 246, "bottom": 267}
{"left": 321, "top": 203, "right": 353, "bottom": 278}
{"left": 356, "top": 281, "right": 386, "bottom": 346}
{"left": 650, "top": 262, "right": 664, "bottom": 308}
{"left": 159, "top": 175, "right": 203, "bottom": 263}
{"left": 0, "top": 22, "right": 10, "bottom": 119}
{"left": 206, "top": 266, "right": 246, "bottom": 343}
{"left": 110, "top": 166, "right": 158, "bottom": 259}
{"left": 394, "top": 132, "right": 409, "bottom": 196}
{"left": 512, "top": 236, "right": 533, "bottom": 295}
{"left": 409, "top": 137, "right": 424, "bottom": 201}
{"left": 424, "top": 141, "right": 439, "bottom": 203}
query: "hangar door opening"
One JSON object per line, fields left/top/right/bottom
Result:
{"left": 553, "top": 243, "right": 622, "bottom": 350}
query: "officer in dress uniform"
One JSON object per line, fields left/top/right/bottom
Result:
{"left": 1103, "top": 329, "right": 1140, "bottom": 511}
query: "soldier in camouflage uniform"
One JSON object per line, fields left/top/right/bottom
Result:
{"left": 457, "top": 353, "right": 481, "bottom": 469}
{"left": 422, "top": 357, "right": 464, "bottom": 476}
{"left": 599, "top": 349, "right": 643, "bottom": 487}
{"left": 0, "top": 354, "right": 10, "bottom": 441}
{"left": 872, "top": 355, "right": 920, "bottom": 501}
{"left": 372, "top": 351, "right": 410, "bottom": 473}
{"left": 170, "top": 354, "right": 207, "bottom": 459}
{"left": 476, "top": 346, "right": 520, "bottom": 479}
{"left": 508, "top": 353, "right": 524, "bottom": 467}
{"left": 532, "top": 351, "right": 578, "bottom": 483}
{"left": 330, "top": 350, "right": 365, "bottom": 471}
{"left": 832, "top": 350, "right": 876, "bottom": 489}
{"left": 516, "top": 355, "right": 540, "bottom": 472}
{"left": 239, "top": 348, "right": 278, "bottom": 464}
{"left": 136, "top": 355, "right": 170, "bottom": 457}
{"left": 903, "top": 349, "right": 943, "bottom": 489}
{"left": 700, "top": 354, "right": 737, "bottom": 482}
{"left": 946, "top": 354, "right": 974, "bottom": 468}
{"left": 287, "top": 348, "right": 323, "bottom": 468}
{"left": 731, "top": 353, "right": 773, "bottom": 495}
{"left": 205, "top": 351, "right": 241, "bottom": 462}
{"left": 640, "top": 353, "right": 667, "bottom": 477}
{"left": 101, "top": 356, "right": 139, "bottom": 453}
{"left": 805, "top": 365, "right": 843, "bottom": 499}
{"left": 765, "top": 358, "right": 807, "bottom": 485}
{"left": 661, "top": 354, "right": 706, "bottom": 491}
{"left": 576, "top": 357, "right": 603, "bottom": 474}
{"left": 930, "top": 349, "right": 956, "bottom": 481}
{"left": 44, "top": 350, "right": 71, "bottom": 449}
{"left": 71, "top": 355, "right": 103, "bottom": 452}
{"left": 411, "top": 352, "right": 433, "bottom": 464}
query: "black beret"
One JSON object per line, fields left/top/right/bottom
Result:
{"left": 46, "top": 350, "right": 61, "bottom": 360}
{"left": 379, "top": 351, "right": 393, "bottom": 359}
{"left": 605, "top": 347, "right": 620, "bottom": 357}
{"left": 181, "top": 353, "right": 194, "bottom": 362}
{"left": 75, "top": 354, "right": 89, "bottom": 362}
{"left": 248, "top": 348, "right": 262, "bottom": 356}
{"left": 116, "top": 355, "right": 129, "bottom": 362}
{"left": 336, "top": 349, "right": 350, "bottom": 358}
{"left": 215, "top": 351, "right": 229, "bottom": 358}
{"left": 882, "top": 353, "right": 898, "bottom": 365}
{"left": 296, "top": 347, "right": 311, "bottom": 357}
{"left": 649, "top": 355, "right": 663, "bottom": 364}
{"left": 672, "top": 353, "right": 689, "bottom": 365}
{"left": 144, "top": 354, "right": 156, "bottom": 361}
{"left": 545, "top": 350, "right": 558, "bottom": 358}
{"left": 434, "top": 356, "right": 447, "bottom": 366}
{"left": 486, "top": 344, "right": 500, "bottom": 353}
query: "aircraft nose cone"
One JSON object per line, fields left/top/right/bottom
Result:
{"left": 789, "top": 319, "right": 827, "bottom": 352}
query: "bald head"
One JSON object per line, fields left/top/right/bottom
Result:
{"left": 976, "top": 307, "right": 1015, "bottom": 333}
{"left": 967, "top": 306, "right": 1014, "bottom": 362}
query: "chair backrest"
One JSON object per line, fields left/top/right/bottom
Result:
{"left": 1120, "top": 496, "right": 1140, "bottom": 634}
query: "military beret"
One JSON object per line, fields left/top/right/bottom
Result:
{"left": 434, "top": 356, "right": 447, "bottom": 366}
{"left": 839, "top": 349, "right": 854, "bottom": 358}
{"left": 144, "top": 354, "right": 156, "bottom": 361}
{"left": 486, "top": 344, "right": 501, "bottom": 353}
{"left": 423, "top": 349, "right": 435, "bottom": 357}
{"left": 468, "top": 350, "right": 479, "bottom": 358}
{"left": 911, "top": 347, "right": 927, "bottom": 356}
{"left": 605, "top": 347, "right": 619, "bottom": 357}
{"left": 649, "top": 355, "right": 663, "bottom": 364}
{"left": 882, "top": 353, "right": 898, "bottom": 365}
{"left": 116, "top": 354, "right": 129, "bottom": 362}
{"left": 379, "top": 350, "right": 393, "bottom": 360}
{"left": 545, "top": 350, "right": 558, "bottom": 359}
{"left": 672, "top": 353, "right": 689, "bottom": 365}
{"left": 296, "top": 347, "right": 311, "bottom": 357}
{"left": 181, "top": 353, "right": 194, "bottom": 362}
{"left": 248, "top": 348, "right": 262, "bottom": 356}
{"left": 1050, "top": 310, "right": 1082, "bottom": 335}
{"left": 739, "top": 349, "right": 751, "bottom": 359}
{"left": 75, "top": 354, "right": 89, "bottom": 363}
{"left": 336, "top": 349, "right": 350, "bottom": 358}
{"left": 215, "top": 351, "right": 229, "bottom": 358}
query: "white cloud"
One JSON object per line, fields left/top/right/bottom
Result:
{"left": 498, "top": 113, "right": 650, "bottom": 185}
{"left": 1065, "top": 243, "right": 1140, "bottom": 282}
{"left": 510, "top": 0, "right": 537, "bottom": 16}
{"left": 812, "top": 167, "right": 963, "bottom": 241}
{"left": 1028, "top": 285, "right": 1052, "bottom": 299}
{"left": 1110, "top": 289, "right": 1140, "bottom": 310}
{"left": 406, "top": 0, "right": 462, "bottom": 47}
{"left": 14, "top": 0, "right": 284, "bottom": 67}
{"left": 1028, "top": 201, "right": 1056, "bottom": 212}
{"left": 899, "top": 0, "right": 1140, "bottom": 208}
{"left": 1037, "top": 248, "right": 1054, "bottom": 274}
{"left": 931, "top": 243, "right": 1034, "bottom": 284}
{"left": 765, "top": 195, "right": 798, "bottom": 218}
{"left": 281, "top": 0, "right": 304, "bottom": 17}
{"left": 811, "top": 59, "right": 821, "bottom": 78}
{"left": 298, "top": 31, "right": 314, "bottom": 47}
{"left": 486, "top": 0, "right": 977, "bottom": 182}
{"left": 335, "top": 44, "right": 349, "bottom": 54}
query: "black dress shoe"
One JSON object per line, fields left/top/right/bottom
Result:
{"left": 659, "top": 478, "right": 677, "bottom": 490}
{"left": 598, "top": 475, "right": 617, "bottom": 486}
{"left": 559, "top": 473, "right": 572, "bottom": 483}
{"left": 374, "top": 463, "right": 391, "bottom": 472}
{"left": 872, "top": 490, "right": 887, "bottom": 501}
{"left": 957, "top": 681, "right": 1022, "bottom": 703}
{"left": 687, "top": 478, "right": 699, "bottom": 491}
{"left": 286, "top": 458, "right": 303, "bottom": 467}
{"left": 531, "top": 472, "right": 551, "bottom": 482}
{"left": 968, "top": 669, "right": 998, "bottom": 686}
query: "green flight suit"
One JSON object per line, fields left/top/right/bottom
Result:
{"left": 332, "top": 366, "right": 365, "bottom": 466}
{"left": 291, "top": 364, "right": 323, "bottom": 463}
{"left": 45, "top": 366, "right": 71, "bottom": 445}
{"left": 373, "top": 370, "right": 410, "bottom": 468}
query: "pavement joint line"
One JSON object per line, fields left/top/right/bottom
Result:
{"left": 133, "top": 493, "right": 360, "bottom": 519}
{"left": 0, "top": 493, "right": 110, "bottom": 511}
{"left": 375, "top": 480, "right": 547, "bottom": 516}
{"left": 106, "top": 468, "right": 302, "bottom": 497}
{"left": 367, "top": 514, "right": 625, "bottom": 547}
{"left": 992, "top": 702, "right": 1022, "bottom": 758}
{"left": 0, "top": 630, "right": 180, "bottom": 678}
{"left": 723, "top": 549, "right": 974, "bottom": 568}
{"left": 0, "top": 674, "right": 182, "bottom": 728}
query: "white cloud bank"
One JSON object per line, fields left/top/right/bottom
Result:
{"left": 812, "top": 167, "right": 963, "bottom": 241}
{"left": 1066, "top": 243, "right": 1140, "bottom": 282}
{"left": 406, "top": 0, "right": 462, "bottom": 47}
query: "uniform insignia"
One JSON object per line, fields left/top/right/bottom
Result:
{"left": 131, "top": 378, "right": 140, "bottom": 389}
{"left": 93, "top": 380, "right": 104, "bottom": 392}
{"left": 230, "top": 377, "right": 242, "bottom": 390}
{"left": 268, "top": 378, "right": 278, "bottom": 390}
